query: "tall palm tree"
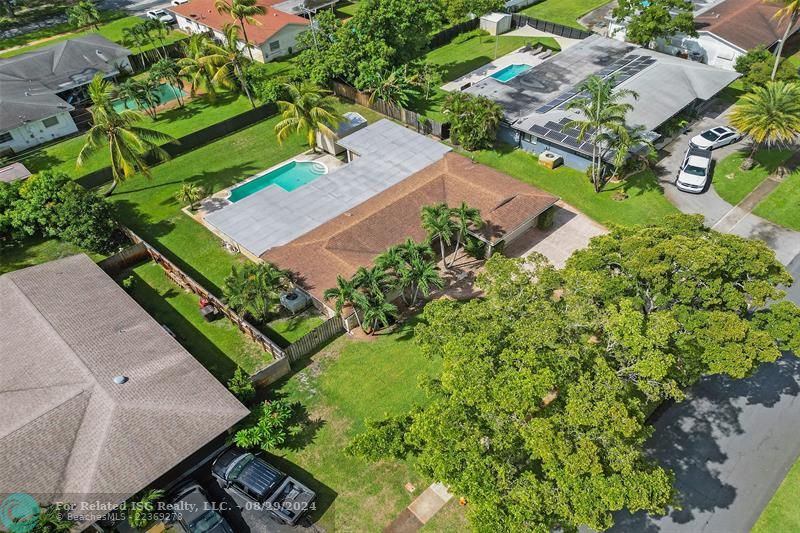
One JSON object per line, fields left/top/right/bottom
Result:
{"left": 359, "top": 293, "right": 398, "bottom": 335}
{"left": 407, "top": 255, "right": 443, "bottom": 306}
{"left": 421, "top": 203, "right": 458, "bottom": 269}
{"left": 398, "top": 238, "right": 434, "bottom": 264}
{"left": 77, "top": 75, "right": 175, "bottom": 196}
{"left": 449, "top": 202, "right": 483, "bottom": 267}
{"left": 729, "top": 80, "right": 800, "bottom": 168}
{"left": 212, "top": 23, "right": 256, "bottom": 108}
{"left": 766, "top": 0, "right": 800, "bottom": 80}
{"left": 179, "top": 34, "right": 224, "bottom": 101}
{"left": 564, "top": 75, "right": 637, "bottom": 192}
{"left": 151, "top": 58, "right": 185, "bottom": 106}
{"left": 353, "top": 264, "right": 392, "bottom": 299}
{"left": 274, "top": 82, "right": 343, "bottom": 151}
{"left": 122, "top": 25, "right": 146, "bottom": 56}
{"left": 67, "top": 0, "right": 101, "bottom": 30}
{"left": 610, "top": 124, "right": 656, "bottom": 178}
{"left": 215, "top": 0, "right": 266, "bottom": 61}
{"left": 324, "top": 275, "right": 367, "bottom": 327}
{"left": 144, "top": 18, "right": 170, "bottom": 59}
{"left": 176, "top": 182, "right": 205, "bottom": 211}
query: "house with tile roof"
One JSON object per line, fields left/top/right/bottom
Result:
{"left": 169, "top": 0, "right": 312, "bottom": 62}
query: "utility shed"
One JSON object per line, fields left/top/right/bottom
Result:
{"left": 317, "top": 111, "right": 368, "bottom": 155}
{"left": 481, "top": 12, "right": 512, "bottom": 35}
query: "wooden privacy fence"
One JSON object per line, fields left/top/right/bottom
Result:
{"left": 429, "top": 17, "right": 480, "bottom": 48}
{"left": 331, "top": 81, "right": 450, "bottom": 139}
{"left": 509, "top": 13, "right": 593, "bottom": 40}
{"left": 285, "top": 315, "right": 345, "bottom": 363}
{"left": 120, "top": 227, "right": 289, "bottom": 361}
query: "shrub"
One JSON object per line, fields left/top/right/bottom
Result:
{"left": 443, "top": 92, "right": 503, "bottom": 151}
{"left": 0, "top": 180, "right": 22, "bottom": 245}
{"left": 233, "top": 399, "right": 293, "bottom": 451}
{"left": 227, "top": 367, "right": 256, "bottom": 405}
{"left": 463, "top": 234, "right": 487, "bottom": 259}
{"left": 345, "top": 413, "right": 415, "bottom": 461}
{"left": 247, "top": 63, "right": 293, "bottom": 104}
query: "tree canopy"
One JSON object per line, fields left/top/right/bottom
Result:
{"left": 346, "top": 214, "right": 800, "bottom": 532}
{"left": 612, "top": 0, "right": 696, "bottom": 48}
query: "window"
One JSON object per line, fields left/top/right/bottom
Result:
{"left": 0, "top": 132, "right": 12, "bottom": 143}
{"left": 42, "top": 116, "right": 59, "bottom": 128}
{"left": 269, "top": 40, "right": 280, "bottom": 52}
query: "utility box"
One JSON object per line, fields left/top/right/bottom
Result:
{"left": 480, "top": 13, "right": 512, "bottom": 36}
{"left": 538, "top": 151, "right": 563, "bottom": 169}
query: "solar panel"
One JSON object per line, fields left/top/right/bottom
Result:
{"left": 544, "top": 121, "right": 563, "bottom": 131}
{"left": 579, "top": 141, "right": 596, "bottom": 154}
{"left": 558, "top": 117, "right": 572, "bottom": 126}
{"left": 544, "top": 130, "right": 567, "bottom": 143}
{"left": 530, "top": 124, "right": 548, "bottom": 136}
{"left": 562, "top": 136, "right": 583, "bottom": 149}
{"left": 536, "top": 104, "right": 555, "bottom": 113}
{"left": 563, "top": 128, "right": 582, "bottom": 138}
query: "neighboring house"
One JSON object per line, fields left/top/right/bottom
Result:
{"left": 169, "top": 0, "right": 311, "bottom": 63}
{"left": 464, "top": 34, "right": 739, "bottom": 170}
{"left": 0, "top": 255, "right": 249, "bottom": 527}
{"left": 263, "top": 151, "right": 559, "bottom": 316}
{"left": 0, "top": 34, "right": 131, "bottom": 154}
{"left": 0, "top": 162, "right": 31, "bottom": 182}
{"left": 608, "top": 0, "right": 800, "bottom": 71}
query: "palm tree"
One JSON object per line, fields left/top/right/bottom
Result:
{"left": 122, "top": 25, "right": 146, "bottom": 56}
{"left": 176, "top": 182, "right": 205, "bottom": 211}
{"left": 449, "top": 202, "right": 483, "bottom": 267}
{"left": 421, "top": 203, "right": 458, "bottom": 268}
{"left": 274, "top": 82, "right": 343, "bottom": 151}
{"left": 77, "top": 76, "right": 175, "bottom": 196}
{"left": 352, "top": 264, "right": 392, "bottom": 298}
{"left": 151, "top": 58, "right": 185, "bottom": 106}
{"left": 359, "top": 293, "right": 398, "bottom": 335}
{"left": 369, "top": 66, "right": 421, "bottom": 107}
{"left": 729, "top": 80, "right": 800, "bottom": 169}
{"left": 30, "top": 505, "right": 73, "bottom": 533}
{"left": 564, "top": 75, "right": 637, "bottom": 192}
{"left": 215, "top": 0, "right": 266, "bottom": 61}
{"left": 144, "top": 18, "right": 170, "bottom": 59}
{"left": 610, "top": 124, "right": 656, "bottom": 178}
{"left": 126, "top": 489, "right": 164, "bottom": 529}
{"left": 398, "top": 238, "right": 434, "bottom": 264}
{"left": 67, "top": 0, "right": 101, "bottom": 30}
{"left": 224, "top": 262, "right": 289, "bottom": 322}
{"left": 766, "top": 0, "right": 800, "bottom": 80}
{"left": 212, "top": 23, "right": 256, "bottom": 108}
{"left": 179, "top": 34, "right": 224, "bottom": 101}
{"left": 407, "top": 255, "right": 443, "bottom": 306}
{"left": 115, "top": 78, "right": 147, "bottom": 112}
{"left": 324, "top": 275, "right": 367, "bottom": 327}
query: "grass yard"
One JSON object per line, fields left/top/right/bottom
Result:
{"left": 0, "top": 237, "right": 103, "bottom": 275}
{"left": 712, "top": 148, "right": 795, "bottom": 205}
{"left": 334, "top": 0, "right": 360, "bottom": 18}
{"left": 0, "top": 14, "right": 185, "bottom": 58}
{"left": 752, "top": 168, "right": 800, "bottom": 231}
{"left": 270, "top": 318, "right": 464, "bottom": 532}
{"left": 269, "top": 313, "right": 325, "bottom": 346}
{"left": 521, "top": 0, "right": 611, "bottom": 29}
{"left": 122, "top": 261, "right": 270, "bottom": 380}
{"left": 468, "top": 144, "right": 678, "bottom": 227}
{"left": 752, "top": 457, "right": 800, "bottom": 533}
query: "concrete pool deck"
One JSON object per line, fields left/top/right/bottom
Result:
{"left": 201, "top": 120, "right": 451, "bottom": 258}
{"left": 441, "top": 46, "right": 548, "bottom": 92}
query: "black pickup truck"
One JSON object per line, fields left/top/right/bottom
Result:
{"left": 211, "top": 448, "right": 316, "bottom": 526}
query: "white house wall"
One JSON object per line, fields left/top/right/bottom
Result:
{"left": 0, "top": 112, "right": 78, "bottom": 153}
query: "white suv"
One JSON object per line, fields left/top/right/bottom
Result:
{"left": 146, "top": 9, "right": 175, "bottom": 23}
{"left": 690, "top": 126, "right": 741, "bottom": 150}
{"left": 676, "top": 147, "right": 712, "bottom": 193}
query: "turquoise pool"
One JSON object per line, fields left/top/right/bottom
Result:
{"left": 112, "top": 83, "right": 186, "bottom": 112}
{"left": 229, "top": 161, "right": 327, "bottom": 202}
{"left": 490, "top": 64, "right": 532, "bottom": 82}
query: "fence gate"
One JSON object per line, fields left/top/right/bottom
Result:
{"left": 285, "top": 316, "right": 345, "bottom": 362}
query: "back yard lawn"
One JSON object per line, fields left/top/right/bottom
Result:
{"left": 521, "top": 0, "right": 611, "bottom": 29}
{"left": 468, "top": 144, "right": 679, "bottom": 227}
{"left": 271, "top": 318, "right": 467, "bottom": 532}
{"left": 713, "top": 148, "right": 795, "bottom": 205}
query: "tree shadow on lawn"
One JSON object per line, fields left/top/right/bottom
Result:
{"left": 262, "top": 451, "right": 338, "bottom": 528}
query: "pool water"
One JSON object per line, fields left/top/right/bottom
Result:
{"left": 229, "top": 161, "right": 327, "bottom": 202}
{"left": 112, "top": 83, "right": 186, "bottom": 112}
{"left": 490, "top": 64, "right": 532, "bottom": 82}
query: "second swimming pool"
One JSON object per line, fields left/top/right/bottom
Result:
{"left": 228, "top": 161, "right": 327, "bottom": 202}
{"left": 490, "top": 64, "right": 532, "bottom": 82}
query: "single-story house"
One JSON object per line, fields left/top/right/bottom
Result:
{"left": 262, "top": 152, "right": 559, "bottom": 314}
{"left": 608, "top": 0, "right": 800, "bottom": 71}
{"left": 0, "top": 34, "right": 131, "bottom": 154}
{"left": 0, "top": 254, "right": 249, "bottom": 526}
{"left": 169, "top": 0, "right": 311, "bottom": 62}
{"left": 464, "top": 34, "right": 739, "bottom": 170}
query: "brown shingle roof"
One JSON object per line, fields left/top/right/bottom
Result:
{"left": 0, "top": 255, "right": 248, "bottom": 514}
{"left": 695, "top": 0, "right": 800, "bottom": 51}
{"left": 262, "top": 153, "right": 558, "bottom": 303}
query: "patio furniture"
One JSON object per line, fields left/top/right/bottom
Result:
{"left": 528, "top": 45, "right": 543, "bottom": 56}
{"left": 460, "top": 82, "right": 472, "bottom": 91}
{"left": 538, "top": 50, "right": 552, "bottom": 60}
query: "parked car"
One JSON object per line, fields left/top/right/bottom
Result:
{"left": 676, "top": 146, "right": 713, "bottom": 193}
{"left": 146, "top": 9, "right": 175, "bottom": 23}
{"left": 689, "top": 126, "right": 741, "bottom": 150}
{"left": 211, "top": 448, "right": 316, "bottom": 526}
{"left": 171, "top": 0, "right": 189, "bottom": 4}
{"left": 169, "top": 483, "right": 234, "bottom": 533}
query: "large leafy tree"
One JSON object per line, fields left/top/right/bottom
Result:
{"left": 441, "top": 0, "right": 504, "bottom": 22}
{"left": 443, "top": 92, "right": 503, "bottom": 151}
{"left": 347, "top": 214, "right": 800, "bottom": 532}
{"left": 215, "top": 0, "right": 266, "bottom": 61}
{"left": 729, "top": 80, "right": 800, "bottom": 168}
{"left": 766, "top": 0, "right": 800, "bottom": 80}
{"left": 612, "top": 0, "right": 696, "bottom": 47}
{"left": 274, "top": 82, "right": 342, "bottom": 151}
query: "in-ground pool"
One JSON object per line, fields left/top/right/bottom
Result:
{"left": 112, "top": 83, "right": 186, "bottom": 112}
{"left": 490, "top": 64, "right": 532, "bottom": 82}
{"left": 229, "top": 161, "right": 327, "bottom": 202}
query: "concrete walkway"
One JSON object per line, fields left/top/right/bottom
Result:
{"left": 711, "top": 176, "right": 782, "bottom": 233}
{"left": 384, "top": 483, "right": 453, "bottom": 533}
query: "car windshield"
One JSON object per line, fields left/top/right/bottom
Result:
{"left": 701, "top": 130, "right": 720, "bottom": 141}
{"left": 227, "top": 454, "right": 253, "bottom": 481}
{"left": 683, "top": 165, "right": 706, "bottom": 176}
{"left": 190, "top": 511, "right": 224, "bottom": 533}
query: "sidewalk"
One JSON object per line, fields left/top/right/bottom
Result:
{"left": 384, "top": 483, "right": 453, "bottom": 533}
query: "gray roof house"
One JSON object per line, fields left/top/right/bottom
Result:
{"left": 0, "top": 34, "right": 131, "bottom": 154}
{"left": 0, "top": 255, "right": 249, "bottom": 522}
{"left": 465, "top": 34, "right": 739, "bottom": 170}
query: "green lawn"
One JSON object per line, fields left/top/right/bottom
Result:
{"left": 123, "top": 261, "right": 270, "bottom": 380}
{"left": 752, "top": 167, "right": 800, "bottom": 231}
{"left": 271, "top": 318, "right": 460, "bottom": 532}
{"left": 334, "top": 0, "right": 360, "bottom": 18}
{"left": 468, "top": 144, "right": 679, "bottom": 227}
{"left": 6, "top": 92, "right": 252, "bottom": 179}
{"left": 521, "top": 0, "right": 611, "bottom": 29}
{"left": 752, "top": 457, "right": 800, "bottom": 533}
{"left": 0, "top": 237, "right": 103, "bottom": 275}
{"left": 712, "top": 148, "right": 795, "bottom": 205}
{"left": 269, "top": 314, "right": 325, "bottom": 345}
{"left": 0, "top": 14, "right": 186, "bottom": 58}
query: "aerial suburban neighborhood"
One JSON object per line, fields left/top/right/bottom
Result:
{"left": 1, "top": 0, "right": 800, "bottom": 531}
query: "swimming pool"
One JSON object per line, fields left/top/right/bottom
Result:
{"left": 228, "top": 161, "right": 327, "bottom": 202}
{"left": 112, "top": 83, "right": 186, "bottom": 112}
{"left": 490, "top": 64, "right": 532, "bottom": 82}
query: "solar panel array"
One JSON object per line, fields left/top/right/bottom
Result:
{"left": 527, "top": 117, "right": 597, "bottom": 156}
{"left": 534, "top": 54, "right": 657, "bottom": 114}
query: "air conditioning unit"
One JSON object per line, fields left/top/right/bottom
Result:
{"left": 538, "top": 151, "right": 563, "bottom": 169}
{"left": 280, "top": 290, "right": 310, "bottom": 313}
